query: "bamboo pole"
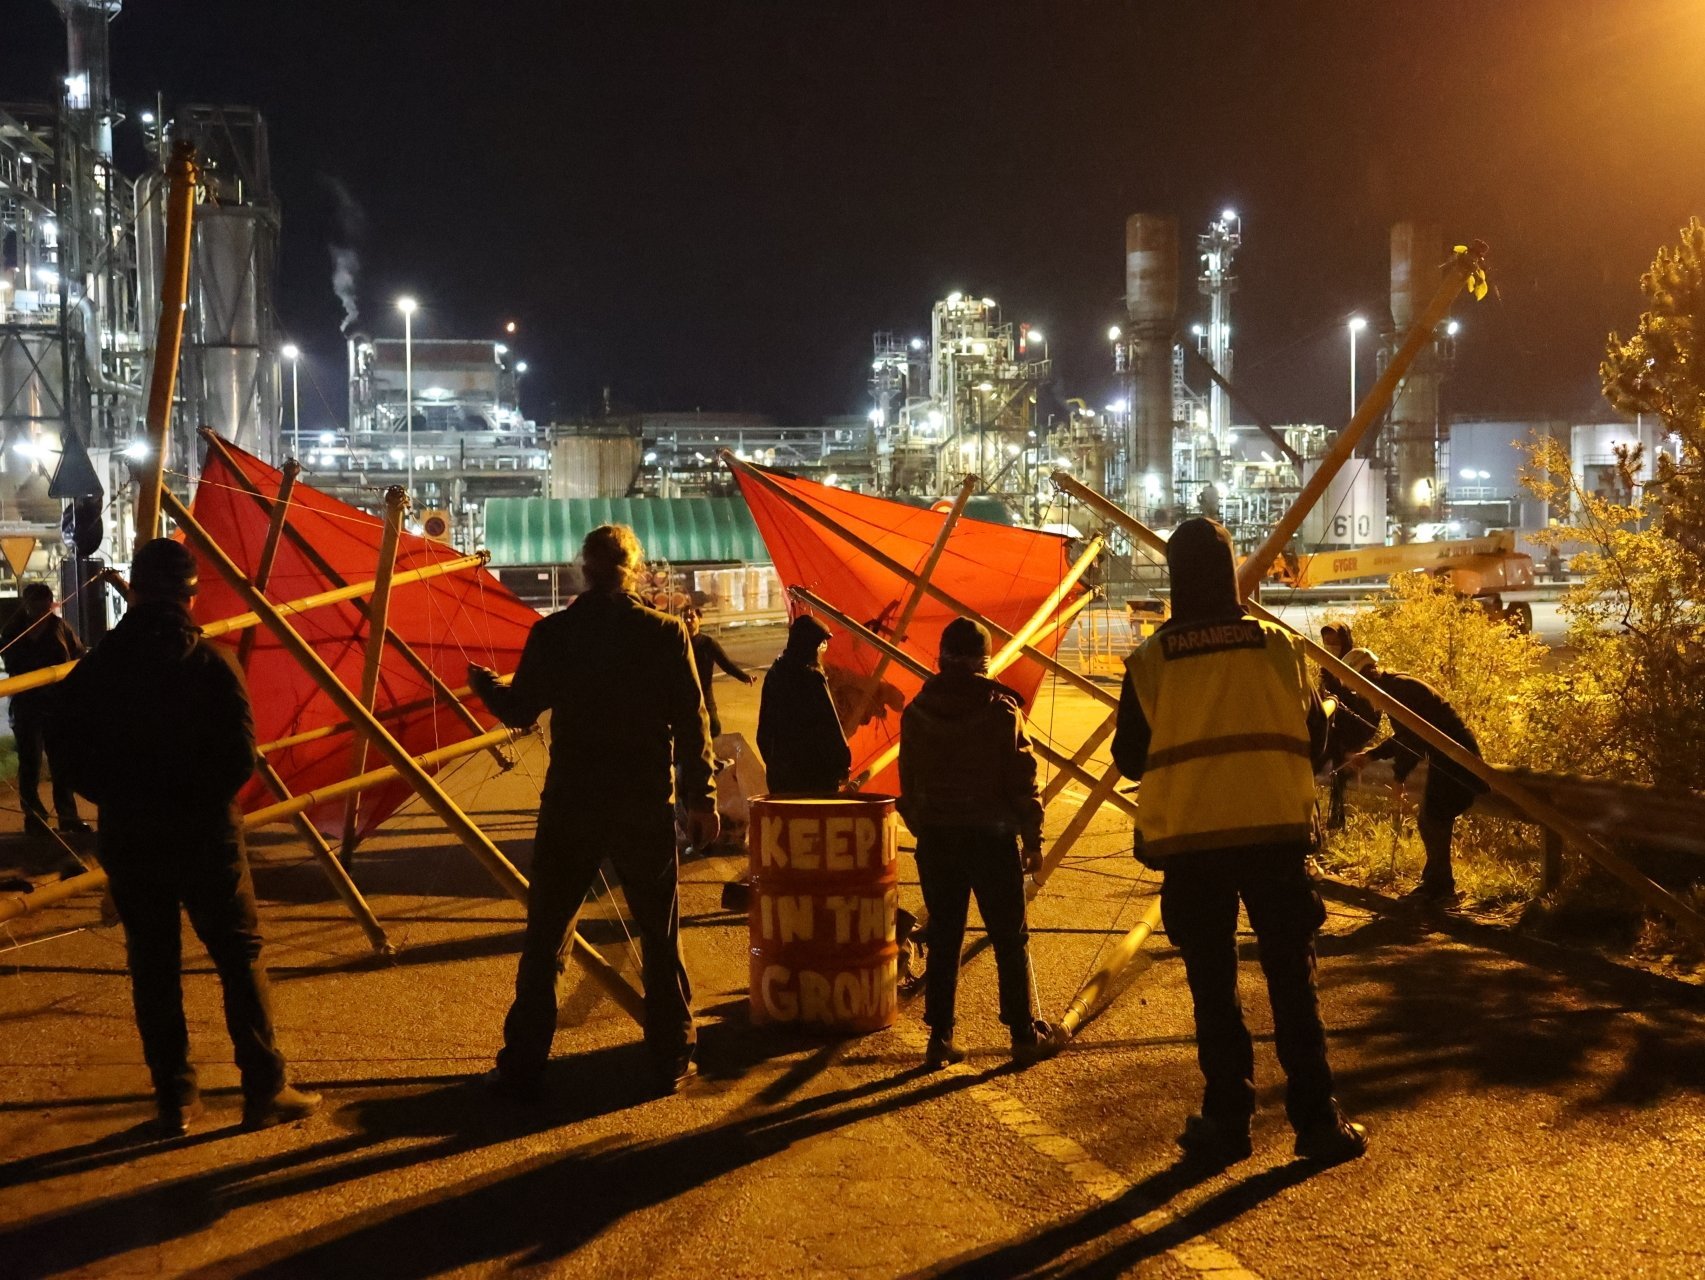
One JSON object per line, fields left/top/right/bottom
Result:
{"left": 789, "top": 587, "right": 1136, "bottom": 822}
{"left": 133, "top": 140, "right": 198, "bottom": 549}
{"left": 1060, "top": 899, "right": 1162, "bottom": 1036}
{"left": 257, "top": 684, "right": 474, "bottom": 755}
{"left": 1054, "top": 470, "right": 1705, "bottom": 950}
{"left": 200, "top": 429, "right": 515, "bottom": 773}
{"left": 235, "top": 460, "right": 299, "bottom": 673}
{"left": 1042, "top": 713, "right": 1115, "bottom": 805}
{"left": 341, "top": 487, "right": 409, "bottom": 861}
{"left": 846, "top": 474, "right": 977, "bottom": 731}
{"left": 255, "top": 758, "right": 393, "bottom": 955}
{"left": 0, "top": 554, "right": 488, "bottom": 703}
{"left": 1235, "top": 242, "right": 1485, "bottom": 596}
{"left": 0, "top": 729, "right": 524, "bottom": 928}
{"left": 723, "top": 452, "right": 1117, "bottom": 710}
{"left": 160, "top": 487, "right": 647, "bottom": 1023}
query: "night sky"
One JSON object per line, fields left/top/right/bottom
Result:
{"left": 5, "top": 1, "right": 1702, "bottom": 432}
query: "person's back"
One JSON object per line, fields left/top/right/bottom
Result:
{"left": 487, "top": 590, "right": 711, "bottom": 812}
{"left": 899, "top": 668, "right": 1040, "bottom": 836}
{"left": 757, "top": 614, "right": 850, "bottom": 794}
{"left": 63, "top": 598, "right": 254, "bottom": 844}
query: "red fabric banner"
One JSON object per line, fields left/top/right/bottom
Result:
{"left": 732, "top": 466, "right": 1084, "bottom": 790}
{"left": 188, "top": 437, "right": 541, "bottom": 838}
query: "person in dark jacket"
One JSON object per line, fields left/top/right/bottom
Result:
{"left": 57, "top": 539, "right": 318, "bottom": 1136}
{"left": 1318, "top": 622, "right": 1379, "bottom": 829}
{"left": 1343, "top": 648, "right": 1488, "bottom": 900}
{"left": 681, "top": 605, "right": 753, "bottom": 740}
{"left": 470, "top": 524, "right": 718, "bottom": 1095}
{"left": 2, "top": 582, "right": 89, "bottom": 835}
{"left": 1112, "top": 518, "right": 1364, "bottom": 1166}
{"left": 756, "top": 614, "right": 851, "bottom": 794}
{"left": 900, "top": 618, "right": 1061, "bottom": 1070}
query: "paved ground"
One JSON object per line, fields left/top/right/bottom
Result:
{"left": 3, "top": 627, "right": 1703, "bottom": 1278}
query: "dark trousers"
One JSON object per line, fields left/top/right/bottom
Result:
{"left": 1417, "top": 780, "right": 1475, "bottom": 893}
{"left": 498, "top": 803, "right": 693, "bottom": 1078}
{"left": 11, "top": 696, "right": 78, "bottom": 822}
{"left": 915, "top": 826, "right": 1035, "bottom": 1036}
{"left": 104, "top": 836, "right": 286, "bottom": 1108}
{"left": 1159, "top": 845, "right": 1336, "bottom": 1132}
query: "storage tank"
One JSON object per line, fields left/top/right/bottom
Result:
{"left": 1124, "top": 215, "right": 1178, "bottom": 518}
{"left": 549, "top": 433, "right": 644, "bottom": 499}
{"left": 1299, "top": 457, "right": 1388, "bottom": 548}
{"left": 190, "top": 208, "right": 278, "bottom": 459}
{"left": 1389, "top": 221, "right": 1443, "bottom": 524}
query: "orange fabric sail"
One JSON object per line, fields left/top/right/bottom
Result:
{"left": 187, "top": 436, "right": 541, "bottom": 838}
{"left": 732, "top": 465, "right": 1085, "bottom": 789}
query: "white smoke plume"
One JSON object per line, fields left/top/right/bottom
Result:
{"left": 321, "top": 175, "right": 366, "bottom": 333}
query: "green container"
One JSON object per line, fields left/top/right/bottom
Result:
{"left": 483, "top": 497, "right": 768, "bottom": 566}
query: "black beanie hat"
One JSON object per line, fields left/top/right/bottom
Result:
{"left": 131, "top": 538, "right": 199, "bottom": 601}
{"left": 785, "top": 613, "right": 833, "bottom": 657}
{"left": 939, "top": 616, "right": 991, "bottom": 666}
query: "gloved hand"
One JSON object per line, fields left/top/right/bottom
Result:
{"left": 684, "top": 803, "right": 720, "bottom": 852}
{"left": 1021, "top": 841, "right": 1043, "bottom": 875}
{"left": 467, "top": 663, "right": 499, "bottom": 695}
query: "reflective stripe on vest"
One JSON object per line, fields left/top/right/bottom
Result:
{"left": 1127, "top": 616, "right": 1317, "bottom": 859}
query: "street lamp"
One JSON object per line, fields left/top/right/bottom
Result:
{"left": 281, "top": 343, "right": 301, "bottom": 460}
{"left": 1347, "top": 316, "right": 1368, "bottom": 418}
{"left": 396, "top": 296, "right": 417, "bottom": 482}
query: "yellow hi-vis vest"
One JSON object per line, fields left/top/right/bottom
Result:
{"left": 1126, "top": 615, "right": 1317, "bottom": 859}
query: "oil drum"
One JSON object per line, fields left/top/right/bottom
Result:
{"left": 748, "top": 793, "right": 899, "bottom": 1033}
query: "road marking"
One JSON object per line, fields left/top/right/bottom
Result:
{"left": 890, "top": 1022, "right": 1265, "bottom": 1277}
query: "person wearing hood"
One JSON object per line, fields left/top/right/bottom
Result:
{"left": 1112, "top": 518, "right": 1365, "bottom": 1167}
{"left": 470, "top": 524, "right": 717, "bottom": 1096}
{"left": 1, "top": 581, "right": 89, "bottom": 839}
{"left": 1341, "top": 648, "right": 1487, "bottom": 901}
{"left": 899, "top": 618, "right": 1060, "bottom": 1069}
{"left": 57, "top": 538, "right": 319, "bottom": 1137}
{"left": 757, "top": 614, "right": 851, "bottom": 794}
{"left": 1318, "top": 622, "right": 1380, "bottom": 829}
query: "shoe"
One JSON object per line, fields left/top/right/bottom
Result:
{"left": 1294, "top": 1106, "right": 1368, "bottom": 1164}
{"left": 654, "top": 1053, "right": 698, "bottom": 1094}
{"left": 924, "top": 1035, "right": 967, "bottom": 1071}
{"left": 483, "top": 1067, "right": 543, "bottom": 1104}
{"left": 57, "top": 818, "right": 94, "bottom": 835}
{"left": 1010, "top": 1020, "right": 1067, "bottom": 1068}
{"left": 720, "top": 879, "right": 751, "bottom": 912}
{"left": 1407, "top": 880, "right": 1460, "bottom": 906}
{"left": 1176, "top": 1112, "right": 1254, "bottom": 1166}
{"left": 242, "top": 1084, "right": 322, "bottom": 1131}
{"left": 0, "top": 876, "right": 32, "bottom": 894}
{"left": 152, "top": 1095, "right": 206, "bottom": 1139}
{"left": 22, "top": 810, "right": 50, "bottom": 837}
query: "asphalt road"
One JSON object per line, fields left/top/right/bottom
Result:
{"left": 1, "top": 659, "right": 1702, "bottom": 1278}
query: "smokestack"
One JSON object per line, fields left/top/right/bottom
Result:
{"left": 56, "top": 0, "right": 121, "bottom": 159}
{"left": 1124, "top": 214, "right": 1178, "bottom": 518}
{"left": 1389, "top": 220, "right": 1443, "bottom": 524}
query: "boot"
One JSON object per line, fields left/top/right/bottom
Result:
{"left": 1293, "top": 1104, "right": 1368, "bottom": 1163}
{"left": 1176, "top": 1112, "right": 1254, "bottom": 1166}
{"left": 242, "top": 1084, "right": 322, "bottom": 1131}
{"left": 1010, "top": 1020, "right": 1066, "bottom": 1068}
{"left": 924, "top": 1034, "right": 966, "bottom": 1071}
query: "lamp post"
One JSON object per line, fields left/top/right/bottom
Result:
{"left": 1347, "top": 315, "right": 1367, "bottom": 418}
{"left": 281, "top": 342, "right": 301, "bottom": 460}
{"left": 396, "top": 296, "right": 418, "bottom": 484}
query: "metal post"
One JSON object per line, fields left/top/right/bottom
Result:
{"left": 341, "top": 486, "right": 409, "bottom": 861}
{"left": 200, "top": 429, "right": 513, "bottom": 771}
{"left": 160, "top": 486, "right": 647, "bottom": 1024}
{"left": 403, "top": 306, "right": 414, "bottom": 482}
{"left": 134, "top": 140, "right": 197, "bottom": 549}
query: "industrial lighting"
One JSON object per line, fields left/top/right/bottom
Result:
{"left": 1459, "top": 467, "right": 1477, "bottom": 480}
{"left": 515, "top": 361, "right": 528, "bottom": 374}
{"left": 504, "top": 320, "right": 517, "bottom": 334}
{"left": 396, "top": 296, "right": 417, "bottom": 316}
{"left": 1106, "top": 400, "right": 1128, "bottom": 414}
{"left": 319, "top": 431, "right": 336, "bottom": 446}
{"left": 281, "top": 342, "right": 300, "bottom": 361}
{"left": 1347, "top": 316, "right": 1367, "bottom": 418}
{"left": 495, "top": 343, "right": 509, "bottom": 355}
{"left": 140, "top": 110, "right": 156, "bottom": 125}
{"left": 975, "top": 381, "right": 994, "bottom": 392}
{"left": 1191, "top": 324, "right": 1205, "bottom": 337}
{"left": 1446, "top": 320, "right": 1461, "bottom": 336}
{"left": 946, "top": 292, "right": 963, "bottom": 305}
{"left": 1107, "top": 325, "right": 1122, "bottom": 342}
{"left": 909, "top": 337, "right": 924, "bottom": 350}
{"left": 1006, "top": 444, "right": 1020, "bottom": 456}
{"left": 1057, "top": 457, "right": 1074, "bottom": 470}
{"left": 123, "top": 441, "right": 150, "bottom": 460}
{"left": 12, "top": 440, "right": 39, "bottom": 459}
{"left": 643, "top": 451, "right": 658, "bottom": 464}
{"left": 1027, "top": 329, "right": 1044, "bottom": 343}
{"left": 1221, "top": 208, "right": 1237, "bottom": 221}
{"left": 390, "top": 448, "right": 405, "bottom": 462}
{"left": 423, "top": 386, "right": 450, "bottom": 400}
{"left": 1347, "top": 316, "right": 1367, "bottom": 333}
{"left": 825, "top": 473, "right": 840, "bottom": 487}
{"left": 37, "top": 268, "right": 59, "bottom": 288}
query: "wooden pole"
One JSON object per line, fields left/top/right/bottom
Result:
{"left": 160, "top": 487, "right": 647, "bottom": 1023}
{"left": 724, "top": 452, "right": 1117, "bottom": 711}
{"left": 255, "top": 758, "right": 393, "bottom": 955}
{"left": 1235, "top": 242, "right": 1485, "bottom": 596}
{"left": 200, "top": 429, "right": 514, "bottom": 772}
{"left": 0, "top": 554, "right": 488, "bottom": 703}
{"left": 1042, "top": 713, "right": 1115, "bottom": 805}
{"left": 235, "top": 461, "right": 300, "bottom": 673}
{"left": 1060, "top": 899, "right": 1162, "bottom": 1036}
{"left": 341, "top": 487, "right": 409, "bottom": 861}
{"left": 133, "top": 140, "right": 198, "bottom": 549}
{"left": 1055, "top": 470, "right": 1705, "bottom": 950}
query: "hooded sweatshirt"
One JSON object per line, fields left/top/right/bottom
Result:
{"left": 57, "top": 600, "right": 257, "bottom": 849}
{"left": 1113, "top": 519, "right": 1328, "bottom": 779}
{"left": 897, "top": 667, "right": 1043, "bottom": 843}
{"left": 757, "top": 638, "right": 851, "bottom": 794}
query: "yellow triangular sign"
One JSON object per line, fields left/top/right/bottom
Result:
{"left": 0, "top": 536, "right": 37, "bottom": 580}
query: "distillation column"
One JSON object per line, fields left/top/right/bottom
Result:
{"left": 1124, "top": 214, "right": 1177, "bottom": 520}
